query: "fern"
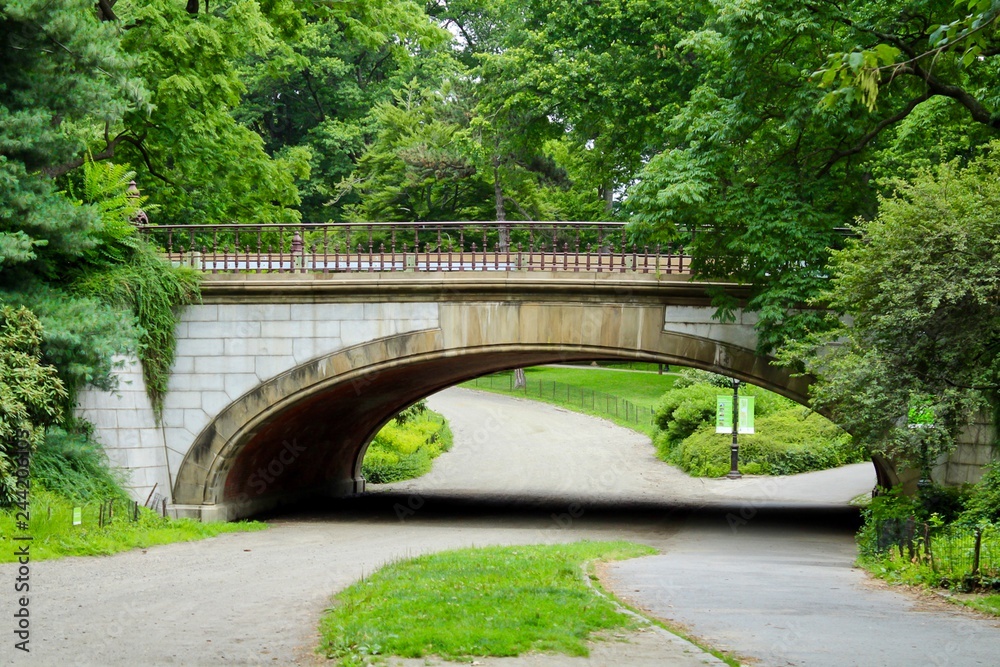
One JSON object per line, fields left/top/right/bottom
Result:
{"left": 79, "top": 158, "right": 144, "bottom": 264}
{"left": 69, "top": 157, "right": 200, "bottom": 419}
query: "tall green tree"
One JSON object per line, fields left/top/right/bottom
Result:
{"left": 782, "top": 144, "right": 1000, "bottom": 470}
{"left": 0, "top": 307, "right": 66, "bottom": 505}
{"left": 238, "top": 0, "right": 449, "bottom": 221}
{"left": 625, "top": 0, "right": 1000, "bottom": 352}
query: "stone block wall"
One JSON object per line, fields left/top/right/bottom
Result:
{"left": 934, "top": 411, "right": 998, "bottom": 486}
{"left": 76, "top": 358, "right": 170, "bottom": 504}
{"left": 158, "top": 301, "right": 440, "bottom": 488}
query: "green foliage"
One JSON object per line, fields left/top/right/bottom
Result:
{"left": 816, "top": 0, "right": 1000, "bottom": 111}
{"left": 110, "top": 0, "right": 311, "bottom": 226}
{"left": 73, "top": 243, "right": 200, "bottom": 416}
{"left": 238, "top": 0, "right": 448, "bottom": 221}
{"left": 75, "top": 158, "right": 144, "bottom": 264}
{"left": 0, "top": 0, "right": 146, "bottom": 279}
{"left": 783, "top": 143, "right": 1000, "bottom": 468}
{"left": 625, "top": 0, "right": 1000, "bottom": 352}
{"left": 317, "top": 541, "right": 655, "bottom": 665}
{"left": 653, "top": 379, "right": 859, "bottom": 476}
{"left": 0, "top": 306, "right": 66, "bottom": 505}
{"left": 31, "top": 426, "right": 127, "bottom": 502}
{"left": 962, "top": 461, "right": 1000, "bottom": 524}
{"left": 393, "top": 398, "right": 428, "bottom": 425}
{"left": 653, "top": 380, "right": 792, "bottom": 448}
{"left": 1, "top": 283, "right": 137, "bottom": 405}
{"left": 663, "top": 410, "right": 861, "bottom": 477}
{"left": 0, "top": 487, "right": 266, "bottom": 562}
{"left": 361, "top": 408, "right": 451, "bottom": 484}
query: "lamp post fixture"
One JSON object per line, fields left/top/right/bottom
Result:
{"left": 727, "top": 377, "right": 743, "bottom": 479}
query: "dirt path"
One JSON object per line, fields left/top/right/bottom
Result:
{"left": 0, "top": 388, "right": 919, "bottom": 667}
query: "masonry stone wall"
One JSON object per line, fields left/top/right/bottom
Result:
{"left": 934, "top": 411, "right": 998, "bottom": 486}
{"left": 158, "top": 301, "right": 440, "bottom": 496}
{"left": 76, "top": 358, "right": 169, "bottom": 505}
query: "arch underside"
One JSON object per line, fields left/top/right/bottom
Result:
{"left": 173, "top": 304, "right": 817, "bottom": 521}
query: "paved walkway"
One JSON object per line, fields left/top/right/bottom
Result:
{"left": 3, "top": 388, "right": 998, "bottom": 666}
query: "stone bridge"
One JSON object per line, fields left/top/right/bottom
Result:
{"left": 76, "top": 223, "right": 994, "bottom": 520}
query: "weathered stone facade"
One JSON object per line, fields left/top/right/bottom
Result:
{"left": 76, "top": 271, "right": 997, "bottom": 521}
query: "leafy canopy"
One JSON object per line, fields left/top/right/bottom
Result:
{"left": 782, "top": 142, "right": 1000, "bottom": 467}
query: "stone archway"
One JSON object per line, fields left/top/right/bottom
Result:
{"left": 173, "top": 300, "right": 818, "bottom": 520}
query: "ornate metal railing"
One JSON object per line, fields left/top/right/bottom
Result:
{"left": 137, "top": 221, "right": 693, "bottom": 275}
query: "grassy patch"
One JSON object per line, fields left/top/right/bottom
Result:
{"left": 317, "top": 541, "right": 656, "bottom": 665}
{"left": 959, "top": 593, "right": 1000, "bottom": 616}
{"left": 515, "top": 366, "right": 677, "bottom": 406}
{"left": 0, "top": 488, "right": 265, "bottom": 562}
{"left": 362, "top": 408, "right": 452, "bottom": 484}
{"left": 462, "top": 366, "right": 676, "bottom": 435}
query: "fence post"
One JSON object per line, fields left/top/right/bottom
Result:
{"left": 972, "top": 527, "right": 983, "bottom": 578}
{"left": 923, "top": 522, "right": 934, "bottom": 570}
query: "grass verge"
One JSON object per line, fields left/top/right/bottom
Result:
{"left": 0, "top": 488, "right": 265, "bottom": 562}
{"left": 957, "top": 593, "right": 1000, "bottom": 616}
{"left": 462, "top": 366, "right": 676, "bottom": 436}
{"left": 317, "top": 541, "right": 657, "bottom": 665}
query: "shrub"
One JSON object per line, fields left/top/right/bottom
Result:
{"left": 361, "top": 409, "right": 451, "bottom": 484}
{"left": 654, "top": 380, "right": 800, "bottom": 453}
{"left": 33, "top": 426, "right": 128, "bottom": 502}
{"left": 667, "top": 408, "right": 862, "bottom": 477}
{"left": 960, "top": 461, "right": 1000, "bottom": 524}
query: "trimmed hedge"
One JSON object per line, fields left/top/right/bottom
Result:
{"left": 362, "top": 404, "right": 452, "bottom": 484}
{"left": 654, "top": 379, "right": 863, "bottom": 477}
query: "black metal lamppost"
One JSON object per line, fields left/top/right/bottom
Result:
{"left": 727, "top": 378, "right": 742, "bottom": 479}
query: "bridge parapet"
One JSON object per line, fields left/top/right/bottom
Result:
{"left": 139, "top": 221, "right": 693, "bottom": 275}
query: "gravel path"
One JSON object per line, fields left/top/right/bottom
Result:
{"left": 6, "top": 387, "right": 991, "bottom": 667}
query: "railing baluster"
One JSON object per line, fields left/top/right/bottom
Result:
{"left": 320, "top": 227, "right": 327, "bottom": 274}
{"left": 139, "top": 221, "right": 693, "bottom": 276}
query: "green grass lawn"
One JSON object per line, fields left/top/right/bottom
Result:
{"left": 0, "top": 488, "right": 265, "bottom": 562}
{"left": 317, "top": 541, "right": 656, "bottom": 666}
{"left": 461, "top": 365, "right": 677, "bottom": 435}
{"left": 960, "top": 594, "right": 1000, "bottom": 616}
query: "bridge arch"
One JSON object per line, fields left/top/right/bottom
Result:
{"left": 173, "top": 297, "right": 813, "bottom": 521}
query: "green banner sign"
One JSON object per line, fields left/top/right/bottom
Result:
{"left": 716, "top": 395, "right": 755, "bottom": 434}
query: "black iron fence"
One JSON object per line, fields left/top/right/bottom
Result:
{"left": 873, "top": 519, "right": 1000, "bottom": 586}
{"left": 468, "top": 372, "right": 657, "bottom": 427}
{"left": 138, "top": 221, "right": 693, "bottom": 275}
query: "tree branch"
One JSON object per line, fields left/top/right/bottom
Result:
{"left": 42, "top": 128, "right": 126, "bottom": 178}
{"left": 900, "top": 63, "right": 1000, "bottom": 129}
{"left": 121, "top": 135, "right": 175, "bottom": 185}
{"left": 817, "top": 92, "right": 931, "bottom": 177}
{"left": 95, "top": 0, "right": 118, "bottom": 22}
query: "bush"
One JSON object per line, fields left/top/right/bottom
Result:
{"left": 33, "top": 426, "right": 129, "bottom": 502}
{"left": 361, "top": 409, "right": 451, "bottom": 484}
{"left": 654, "top": 380, "right": 805, "bottom": 455}
{"left": 665, "top": 409, "right": 862, "bottom": 477}
{"left": 960, "top": 461, "right": 1000, "bottom": 524}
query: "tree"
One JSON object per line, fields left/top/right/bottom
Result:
{"left": 782, "top": 143, "right": 1000, "bottom": 470}
{"left": 238, "top": 0, "right": 449, "bottom": 221}
{"left": 0, "top": 307, "right": 66, "bottom": 505}
{"left": 625, "top": 0, "right": 1000, "bottom": 352}
{"left": 0, "top": 0, "right": 146, "bottom": 277}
